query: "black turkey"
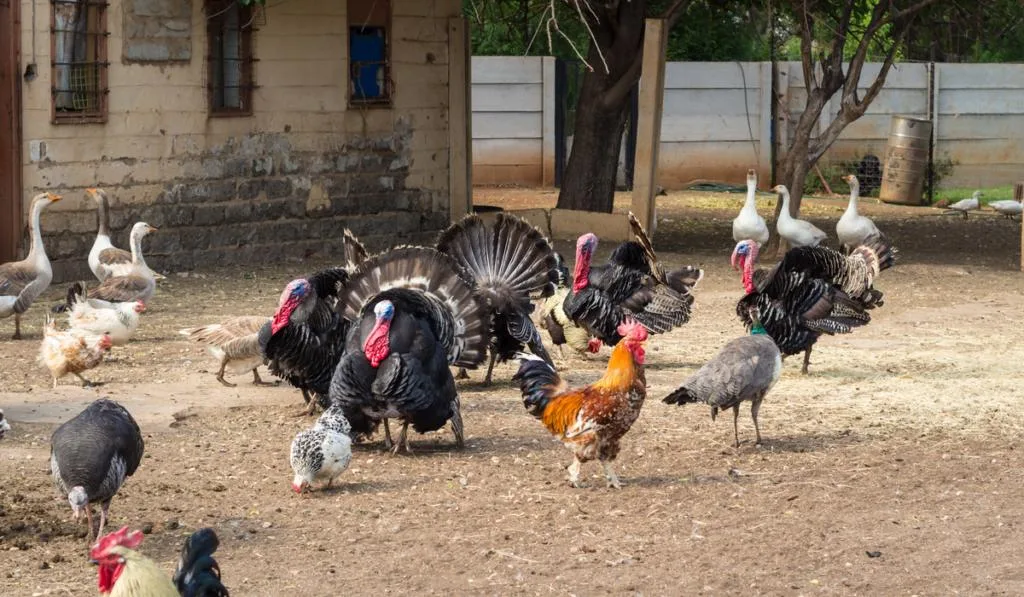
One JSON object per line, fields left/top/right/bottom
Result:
{"left": 731, "top": 236, "right": 896, "bottom": 374}
{"left": 49, "top": 398, "right": 144, "bottom": 541}
{"left": 436, "top": 213, "right": 559, "bottom": 385}
{"left": 329, "top": 246, "right": 490, "bottom": 453}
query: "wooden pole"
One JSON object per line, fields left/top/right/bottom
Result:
{"left": 1017, "top": 181, "right": 1024, "bottom": 272}
{"left": 448, "top": 17, "right": 472, "bottom": 222}
{"left": 631, "top": 18, "right": 668, "bottom": 237}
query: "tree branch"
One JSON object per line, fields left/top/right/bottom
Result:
{"left": 662, "top": 0, "right": 691, "bottom": 29}
{"left": 799, "top": 0, "right": 817, "bottom": 93}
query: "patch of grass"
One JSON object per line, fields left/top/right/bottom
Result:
{"left": 933, "top": 186, "right": 1017, "bottom": 205}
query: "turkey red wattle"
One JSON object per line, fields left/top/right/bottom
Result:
{"left": 363, "top": 301, "right": 395, "bottom": 368}
{"left": 572, "top": 234, "right": 597, "bottom": 293}
{"left": 271, "top": 298, "right": 299, "bottom": 335}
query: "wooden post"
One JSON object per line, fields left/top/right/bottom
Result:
{"left": 448, "top": 17, "right": 472, "bottom": 222}
{"left": 1016, "top": 181, "right": 1024, "bottom": 272}
{"left": 631, "top": 18, "right": 668, "bottom": 237}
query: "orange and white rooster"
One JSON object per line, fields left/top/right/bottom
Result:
{"left": 513, "top": 320, "right": 648, "bottom": 488}
{"left": 39, "top": 315, "right": 112, "bottom": 387}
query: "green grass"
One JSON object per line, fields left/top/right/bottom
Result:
{"left": 933, "top": 185, "right": 1017, "bottom": 204}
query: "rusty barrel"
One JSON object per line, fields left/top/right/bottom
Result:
{"left": 879, "top": 116, "right": 932, "bottom": 205}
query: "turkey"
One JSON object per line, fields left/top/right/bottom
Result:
{"left": 774, "top": 185, "right": 828, "bottom": 248}
{"left": 259, "top": 230, "right": 368, "bottom": 415}
{"left": 436, "top": 212, "right": 559, "bottom": 385}
{"left": 329, "top": 246, "right": 490, "bottom": 453}
{"left": 731, "top": 236, "right": 896, "bottom": 374}
{"left": 732, "top": 169, "right": 770, "bottom": 244}
{"left": 947, "top": 191, "right": 982, "bottom": 219}
{"left": 565, "top": 214, "right": 702, "bottom": 349}
{"left": 662, "top": 327, "right": 782, "bottom": 447}
{"left": 836, "top": 175, "right": 882, "bottom": 252}
{"left": 290, "top": 405, "right": 353, "bottom": 493}
{"left": 181, "top": 316, "right": 273, "bottom": 387}
{"left": 537, "top": 252, "right": 593, "bottom": 357}
{"left": 50, "top": 398, "right": 144, "bottom": 541}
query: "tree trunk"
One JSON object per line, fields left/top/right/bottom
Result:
{"left": 767, "top": 113, "right": 814, "bottom": 254}
{"left": 556, "top": 2, "right": 647, "bottom": 212}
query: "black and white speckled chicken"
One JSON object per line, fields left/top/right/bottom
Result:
{"left": 329, "top": 247, "right": 490, "bottom": 453}
{"left": 436, "top": 213, "right": 559, "bottom": 385}
{"left": 49, "top": 398, "right": 144, "bottom": 541}
{"left": 290, "top": 405, "right": 353, "bottom": 493}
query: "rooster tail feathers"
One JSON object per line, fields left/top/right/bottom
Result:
{"left": 437, "top": 213, "right": 559, "bottom": 305}
{"left": 52, "top": 281, "right": 85, "bottom": 313}
{"left": 341, "top": 246, "right": 490, "bottom": 367}
{"left": 512, "top": 352, "right": 564, "bottom": 418}
{"left": 342, "top": 229, "right": 369, "bottom": 270}
{"left": 172, "top": 527, "right": 229, "bottom": 596}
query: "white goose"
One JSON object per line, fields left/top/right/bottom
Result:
{"left": 947, "top": 191, "right": 982, "bottom": 219}
{"left": 988, "top": 197, "right": 1022, "bottom": 219}
{"left": 773, "top": 185, "right": 828, "bottom": 248}
{"left": 87, "top": 188, "right": 165, "bottom": 282}
{"left": 1, "top": 192, "right": 62, "bottom": 339}
{"left": 732, "top": 169, "right": 769, "bottom": 244}
{"left": 836, "top": 174, "right": 882, "bottom": 251}
{"left": 85, "top": 223, "right": 160, "bottom": 305}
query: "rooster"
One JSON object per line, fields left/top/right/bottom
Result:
{"left": 329, "top": 246, "right": 490, "bottom": 453}
{"left": 436, "top": 213, "right": 559, "bottom": 385}
{"left": 89, "top": 526, "right": 229, "bottom": 596}
{"left": 731, "top": 236, "right": 896, "bottom": 374}
{"left": 513, "top": 320, "right": 648, "bottom": 488}
{"left": 39, "top": 315, "right": 113, "bottom": 388}
{"left": 565, "top": 214, "right": 702, "bottom": 351}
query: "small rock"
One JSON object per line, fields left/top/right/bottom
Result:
{"left": 165, "top": 520, "right": 180, "bottom": 531}
{"left": 51, "top": 554, "right": 64, "bottom": 563}
{"left": 866, "top": 550, "right": 882, "bottom": 558}
{"left": 39, "top": 561, "right": 50, "bottom": 570}
{"left": 141, "top": 523, "right": 154, "bottom": 535}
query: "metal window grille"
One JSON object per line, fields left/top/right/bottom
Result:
{"left": 51, "top": 0, "right": 109, "bottom": 123}
{"left": 206, "top": 0, "right": 256, "bottom": 116}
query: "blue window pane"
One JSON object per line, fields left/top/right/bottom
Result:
{"left": 350, "top": 27, "right": 385, "bottom": 99}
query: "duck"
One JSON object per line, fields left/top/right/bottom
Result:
{"left": 732, "top": 169, "right": 769, "bottom": 244}
{"left": 1, "top": 192, "right": 62, "bottom": 339}
{"left": 836, "top": 174, "right": 882, "bottom": 252}
{"left": 773, "top": 184, "right": 828, "bottom": 248}
{"left": 86, "top": 189, "right": 165, "bottom": 282}
{"left": 947, "top": 191, "right": 982, "bottom": 219}
{"left": 988, "top": 197, "right": 1022, "bottom": 220}
{"left": 85, "top": 223, "right": 160, "bottom": 304}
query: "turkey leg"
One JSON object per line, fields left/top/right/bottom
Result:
{"left": 801, "top": 346, "right": 813, "bottom": 375}
{"left": 732, "top": 404, "right": 741, "bottom": 448}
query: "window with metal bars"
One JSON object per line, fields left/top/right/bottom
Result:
{"left": 348, "top": 0, "right": 392, "bottom": 106}
{"left": 206, "top": 0, "right": 256, "bottom": 116}
{"left": 51, "top": 0, "right": 109, "bottom": 124}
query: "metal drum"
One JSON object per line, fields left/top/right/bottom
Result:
{"left": 879, "top": 116, "right": 932, "bottom": 205}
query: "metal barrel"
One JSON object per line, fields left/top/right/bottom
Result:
{"left": 879, "top": 115, "right": 932, "bottom": 205}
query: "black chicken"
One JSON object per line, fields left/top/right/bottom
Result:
{"left": 49, "top": 398, "right": 144, "bottom": 541}
{"left": 731, "top": 236, "right": 897, "bottom": 374}
{"left": 329, "top": 246, "right": 490, "bottom": 453}
{"left": 436, "top": 213, "right": 559, "bottom": 385}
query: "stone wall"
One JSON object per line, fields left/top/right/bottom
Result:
{"left": 19, "top": 0, "right": 461, "bottom": 281}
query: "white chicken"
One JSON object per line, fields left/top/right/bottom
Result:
{"left": 836, "top": 174, "right": 882, "bottom": 252}
{"left": 65, "top": 283, "right": 144, "bottom": 346}
{"left": 947, "top": 191, "right": 982, "bottom": 219}
{"left": 732, "top": 169, "right": 770, "bottom": 244}
{"left": 988, "top": 198, "right": 1022, "bottom": 219}
{"left": 39, "top": 315, "right": 112, "bottom": 388}
{"left": 774, "top": 184, "right": 828, "bottom": 248}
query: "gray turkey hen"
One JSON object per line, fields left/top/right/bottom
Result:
{"left": 329, "top": 246, "right": 490, "bottom": 453}
{"left": 49, "top": 398, "right": 144, "bottom": 541}
{"left": 436, "top": 213, "right": 559, "bottom": 385}
{"left": 731, "top": 235, "right": 896, "bottom": 374}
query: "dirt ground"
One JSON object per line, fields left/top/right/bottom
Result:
{"left": 3, "top": 188, "right": 1024, "bottom": 596}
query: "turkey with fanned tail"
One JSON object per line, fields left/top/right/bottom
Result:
{"left": 731, "top": 235, "right": 896, "bottom": 374}
{"left": 329, "top": 246, "right": 490, "bottom": 453}
{"left": 258, "top": 230, "right": 368, "bottom": 415}
{"left": 437, "top": 212, "right": 559, "bottom": 385}
{"left": 49, "top": 398, "right": 144, "bottom": 542}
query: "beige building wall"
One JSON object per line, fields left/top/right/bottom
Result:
{"left": 19, "top": 0, "right": 462, "bottom": 279}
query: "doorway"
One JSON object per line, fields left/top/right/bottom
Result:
{"left": 0, "top": 0, "right": 22, "bottom": 262}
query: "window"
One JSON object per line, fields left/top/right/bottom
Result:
{"left": 348, "top": 0, "right": 391, "bottom": 106}
{"left": 51, "top": 0, "right": 109, "bottom": 124}
{"left": 206, "top": 0, "right": 255, "bottom": 116}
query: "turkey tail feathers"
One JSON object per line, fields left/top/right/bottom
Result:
{"left": 342, "top": 228, "right": 369, "bottom": 270}
{"left": 852, "top": 235, "right": 898, "bottom": 276}
{"left": 437, "top": 213, "right": 559, "bottom": 305}
{"left": 662, "top": 384, "right": 702, "bottom": 405}
{"left": 627, "top": 211, "right": 664, "bottom": 284}
{"left": 341, "top": 246, "right": 490, "bottom": 367}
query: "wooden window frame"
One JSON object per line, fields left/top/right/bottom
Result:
{"left": 206, "top": 0, "right": 256, "bottom": 118}
{"left": 50, "top": 0, "right": 110, "bottom": 125}
{"left": 348, "top": 0, "right": 393, "bottom": 108}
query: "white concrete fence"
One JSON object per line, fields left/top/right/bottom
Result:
{"left": 471, "top": 57, "right": 1024, "bottom": 189}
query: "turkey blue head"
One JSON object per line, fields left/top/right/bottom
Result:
{"left": 731, "top": 240, "right": 760, "bottom": 294}
{"left": 68, "top": 485, "right": 88, "bottom": 519}
{"left": 272, "top": 279, "right": 310, "bottom": 335}
{"left": 572, "top": 233, "right": 598, "bottom": 293}
{"left": 363, "top": 300, "right": 395, "bottom": 368}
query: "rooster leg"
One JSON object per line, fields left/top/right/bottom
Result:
{"left": 567, "top": 457, "right": 583, "bottom": 488}
{"left": 73, "top": 372, "right": 96, "bottom": 387}
{"left": 482, "top": 352, "right": 497, "bottom": 387}
{"left": 751, "top": 398, "right": 763, "bottom": 447}
{"left": 801, "top": 347, "right": 813, "bottom": 375}
{"left": 216, "top": 362, "right": 237, "bottom": 388}
{"left": 382, "top": 419, "right": 394, "bottom": 450}
{"left": 455, "top": 367, "right": 470, "bottom": 380}
{"left": 52, "top": 376, "right": 58, "bottom": 389}
{"left": 732, "top": 405, "right": 741, "bottom": 448}
{"left": 601, "top": 460, "right": 622, "bottom": 489}
{"left": 12, "top": 313, "right": 21, "bottom": 340}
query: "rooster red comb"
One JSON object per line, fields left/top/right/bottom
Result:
{"left": 617, "top": 319, "right": 648, "bottom": 342}
{"left": 90, "top": 526, "right": 145, "bottom": 558}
